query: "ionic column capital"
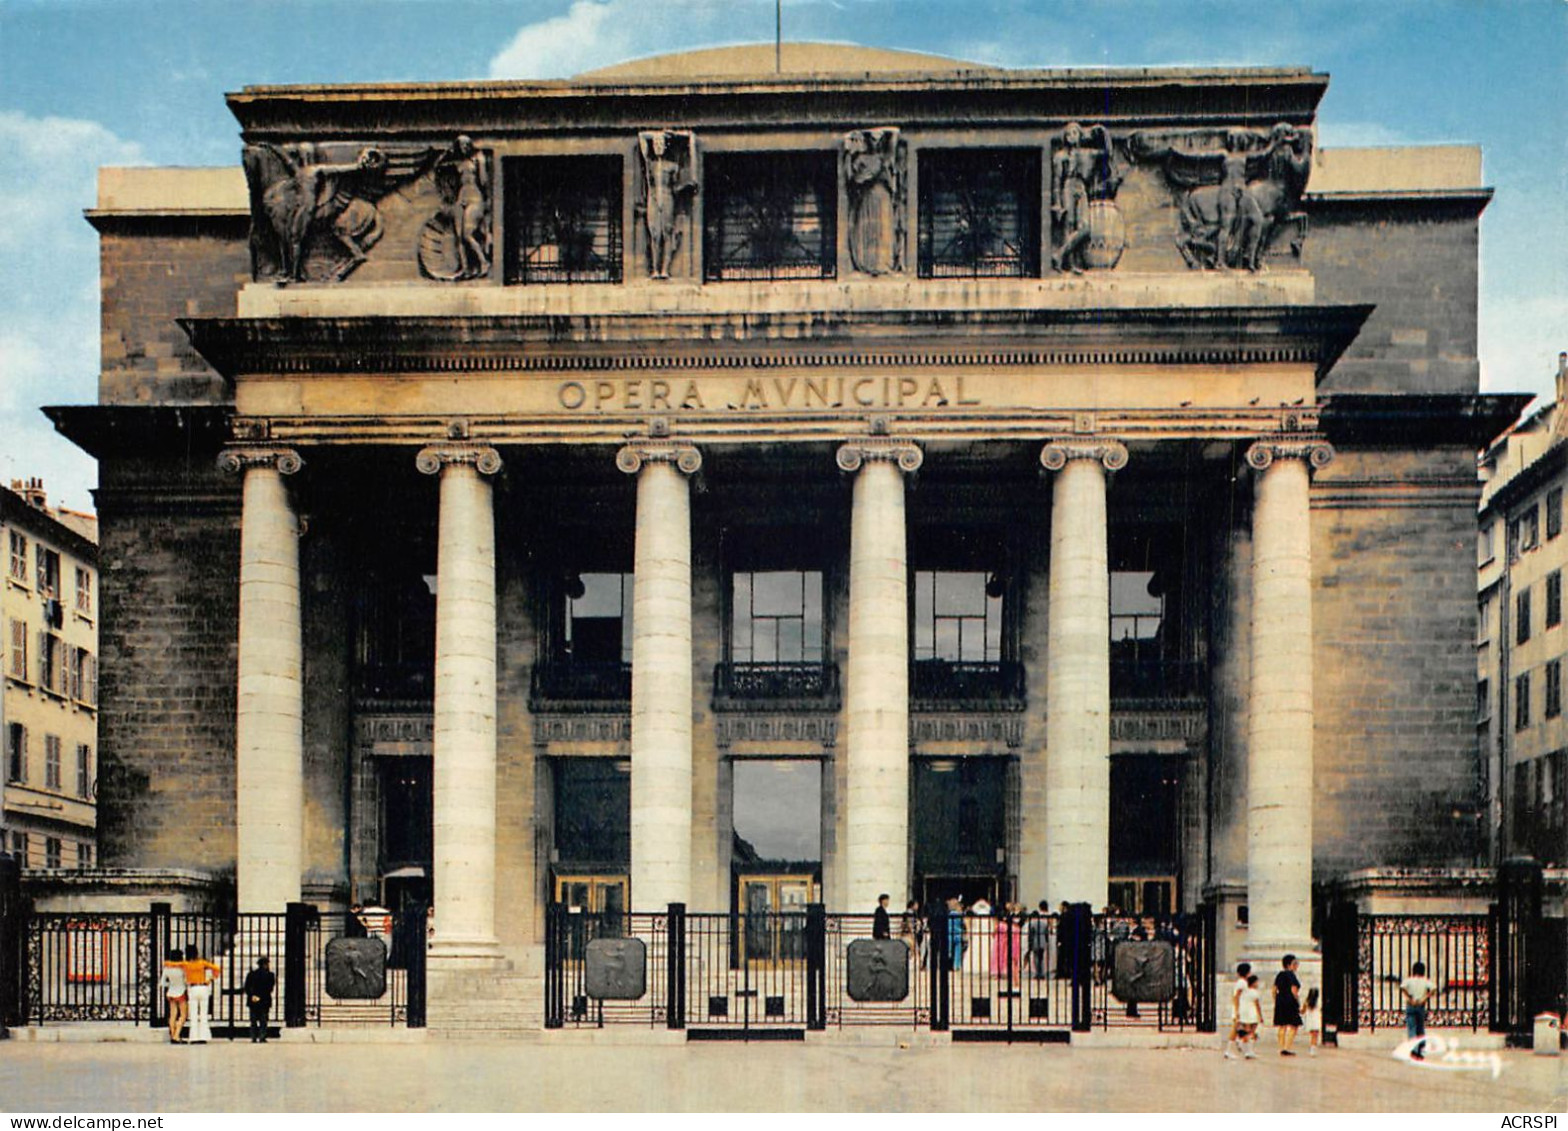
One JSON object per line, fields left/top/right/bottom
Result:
{"left": 416, "top": 444, "right": 503, "bottom": 476}
{"left": 217, "top": 447, "right": 303, "bottom": 476}
{"left": 1040, "top": 439, "right": 1128, "bottom": 472}
{"left": 835, "top": 438, "right": 923, "bottom": 474}
{"left": 616, "top": 440, "right": 702, "bottom": 476}
{"left": 1245, "top": 438, "right": 1335, "bottom": 473}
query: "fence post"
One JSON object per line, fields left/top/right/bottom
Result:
{"left": 665, "top": 902, "right": 686, "bottom": 1031}
{"left": 543, "top": 902, "right": 564, "bottom": 1029}
{"left": 0, "top": 855, "right": 20, "bottom": 1033}
{"left": 1196, "top": 901, "right": 1218, "bottom": 1032}
{"left": 399, "top": 902, "right": 427, "bottom": 1029}
{"left": 283, "top": 902, "right": 309, "bottom": 1028}
{"left": 805, "top": 903, "right": 826, "bottom": 1030}
{"left": 927, "top": 906, "right": 949, "bottom": 1031}
{"left": 1066, "top": 902, "right": 1093, "bottom": 1032}
{"left": 1491, "top": 857, "right": 1543, "bottom": 1038}
{"left": 148, "top": 902, "right": 171, "bottom": 1030}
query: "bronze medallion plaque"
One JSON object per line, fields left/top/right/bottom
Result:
{"left": 325, "top": 936, "right": 387, "bottom": 999}
{"left": 846, "top": 938, "right": 909, "bottom": 1002}
{"left": 584, "top": 937, "right": 647, "bottom": 1000}
{"left": 1111, "top": 940, "right": 1175, "bottom": 1003}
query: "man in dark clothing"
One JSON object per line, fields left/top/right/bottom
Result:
{"left": 872, "top": 894, "right": 891, "bottom": 940}
{"left": 244, "top": 957, "right": 276, "bottom": 1043}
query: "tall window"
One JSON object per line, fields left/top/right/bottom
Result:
{"left": 917, "top": 149, "right": 1041, "bottom": 278}
{"left": 566, "top": 573, "right": 634, "bottom": 664}
{"left": 76, "top": 744, "right": 91, "bottom": 799}
{"left": 69, "top": 647, "right": 96, "bottom": 706}
{"left": 10, "top": 832, "right": 26, "bottom": 865}
{"left": 1478, "top": 678, "right": 1491, "bottom": 723}
{"left": 6, "top": 618, "right": 26, "bottom": 681}
{"left": 1516, "top": 671, "right": 1532, "bottom": 732}
{"left": 1549, "top": 487, "right": 1564, "bottom": 540}
{"left": 732, "top": 572, "right": 824, "bottom": 664}
{"left": 35, "top": 546, "right": 60, "bottom": 597}
{"left": 1478, "top": 523, "right": 1496, "bottom": 566}
{"left": 44, "top": 734, "right": 61, "bottom": 791}
{"left": 1549, "top": 572, "right": 1562, "bottom": 629}
{"left": 77, "top": 842, "right": 93, "bottom": 868}
{"left": 1112, "top": 571, "right": 1164, "bottom": 643}
{"left": 7, "top": 532, "right": 26, "bottom": 584}
{"left": 1547, "top": 660, "right": 1562, "bottom": 720}
{"left": 5, "top": 723, "right": 24, "bottom": 783}
{"left": 38, "top": 633, "right": 63, "bottom": 695}
{"left": 503, "top": 155, "right": 623, "bottom": 284}
{"left": 704, "top": 152, "right": 837, "bottom": 281}
{"left": 1524, "top": 505, "right": 1541, "bottom": 551}
{"left": 912, "top": 571, "right": 1002, "bottom": 663}
{"left": 44, "top": 837, "right": 61, "bottom": 870}
{"left": 1518, "top": 588, "right": 1533, "bottom": 645}
{"left": 74, "top": 567, "right": 92, "bottom": 616}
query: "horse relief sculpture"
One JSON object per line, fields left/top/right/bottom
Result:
{"left": 638, "top": 130, "right": 698, "bottom": 279}
{"left": 842, "top": 127, "right": 904, "bottom": 276}
{"left": 1050, "top": 122, "right": 1125, "bottom": 273}
{"left": 1129, "top": 123, "right": 1312, "bottom": 271}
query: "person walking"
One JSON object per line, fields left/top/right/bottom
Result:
{"left": 179, "top": 943, "right": 222, "bottom": 1045}
{"left": 1223, "top": 961, "right": 1253, "bottom": 1059}
{"left": 1237, "top": 973, "right": 1263, "bottom": 1058}
{"left": 900, "top": 900, "right": 927, "bottom": 970}
{"left": 243, "top": 956, "right": 276, "bottom": 1043}
{"left": 872, "top": 894, "right": 891, "bottom": 940}
{"left": 158, "top": 956, "right": 188, "bottom": 1044}
{"left": 1272, "top": 953, "right": 1303, "bottom": 1056}
{"left": 1028, "top": 901, "right": 1052, "bottom": 981}
{"left": 1400, "top": 961, "right": 1436, "bottom": 1059}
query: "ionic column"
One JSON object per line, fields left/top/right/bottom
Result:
{"left": 1244, "top": 438, "right": 1333, "bottom": 954}
{"left": 219, "top": 447, "right": 304, "bottom": 913}
{"left": 617, "top": 439, "right": 702, "bottom": 910}
{"left": 1039, "top": 440, "right": 1126, "bottom": 906}
{"left": 837, "top": 437, "right": 923, "bottom": 910}
{"left": 417, "top": 443, "right": 503, "bottom": 964}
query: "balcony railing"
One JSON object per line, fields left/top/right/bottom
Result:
{"left": 353, "top": 664, "right": 433, "bottom": 704}
{"left": 910, "top": 660, "right": 1026, "bottom": 711}
{"left": 713, "top": 662, "right": 841, "bottom": 711}
{"left": 530, "top": 660, "right": 632, "bottom": 710}
{"left": 1109, "top": 656, "right": 1206, "bottom": 702}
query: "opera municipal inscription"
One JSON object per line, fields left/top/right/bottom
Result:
{"left": 555, "top": 374, "right": 982, "bottom": 412}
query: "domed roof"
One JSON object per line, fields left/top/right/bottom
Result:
{"left": 576, "top": 42, "right": 992, "bottom": 81}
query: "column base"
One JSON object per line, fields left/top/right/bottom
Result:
{"left": 427, "top": 937, "right": 506, "bottom": 972}
{"left": 1240, "top": 944, "right": 1321, "bottom": 994}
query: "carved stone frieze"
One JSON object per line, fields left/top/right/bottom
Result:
{"left": 1039, "top": 439, "right": 1128, "bottom": 473}
{"left": 638, "top": 130, "right": 698, "bottom": 280}
{"left": 713, "top": 716, "right": 838, "bottom": 750}
{"left": 1109, "top": 712, "right": 1206, "bottom": 743}
{"left": 1245, "top": 437, "right": 1335, "bottom": 473}
{"left": 1050, "top": 123, "right": 1124, "bottom": 273}
{"left": 532, "top": 715, "right": 633, "bottom": 746}
{"left": 835, "top": 438, "right": 923, "bottom": 474}
{"left": 415, "top": 444, "right": 503, "bottom": 476}
{"left": 842, "top": 128, "right": 905, "bottom": 276}
{"left": 910, "top": 715, "right": 1025, "bottom": 749}
{"left": 216, "top": 447, "right": 303, "bottom": 476}
{"left": 417, "top": 136, "right": 492, "bottom": 282}
{"left": 355, "top": 714, "right": 435, "bottom": 748}
{"left": 1127, "top": 123, "right": 1313, "bottom": 271}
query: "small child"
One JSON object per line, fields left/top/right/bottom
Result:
{"left": 1237, "top": 973, "right": 1263, "bottom": 1058}
{"left": 1301, "top": 986, "right": 1322, "bottom": 1056}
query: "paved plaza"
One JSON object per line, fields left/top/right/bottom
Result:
{"left": 1, "top": 1037, "right": 1563, "bottom": 1113}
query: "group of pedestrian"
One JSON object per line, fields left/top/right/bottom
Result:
{"left": 158, "top": 943, "right": 276, "bottom": 1045}
{"left": 1223, "top": 954, "right": 1323, "bottom": 1060}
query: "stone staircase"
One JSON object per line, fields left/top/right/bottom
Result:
{"left": 425, "top": 965, "right": 543, "bottom": 1038}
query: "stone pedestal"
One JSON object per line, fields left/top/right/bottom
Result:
{"left": 618, "top": 440, "right": 702, "bottom": 910}
{"left": 1039, "top": 440, "right": 1125, "bottom": 907}
{"left": 418, "top": 444, "right": 504, "bottom": 967}
{"left": 1244, "top": 439, "right": 1332, "bottom": 959}
{"left": 221, "top": 448, "right": 304, "bottom": 913}
{"left": 838, "top": 438, "right": 922, "bottom": 910}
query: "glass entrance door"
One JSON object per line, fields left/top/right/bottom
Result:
{"left": 737, "top": 874, "right": 814, "bottom": 961}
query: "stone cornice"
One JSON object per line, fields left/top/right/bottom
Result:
{"left": 1040, "top": 439, "right": 1128, "bottom": 472}
{"left": 835, "top": 438, "right": 923, "bottom": 473}
{"left": 216, "top": 446, "right": 303, "bottom": 475}
{"left": 181, "top": 305, "right": 1372, "bottom": 383}
{"left": 1245, "top": 437, "right": 1334, "bottom": 473}
{"left": 414, "top": 444, "right": 503, "bottom": 475}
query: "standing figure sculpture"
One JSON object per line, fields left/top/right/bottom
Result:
{"left": 442, "top": 136, "right": 491, "bottom": 280}
{"left": 638, "top": 130, "right": 698, "bottom": 279}
{"left": 1051, "top": 123, "right": 1123, "bottom": 273}
{"left": 843, "top": 128, "right": 903, "bottom": 275}
{"left": 247, "top": 143, "right": 388, "bottom": 283}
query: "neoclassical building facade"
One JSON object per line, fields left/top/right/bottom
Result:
{"left": 51, "top": 45, "right": 1519, "bottom": 981}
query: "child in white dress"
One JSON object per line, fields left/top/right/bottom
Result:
{"left": 1301, "top": 986, "right": 1322, "bottom": 1056}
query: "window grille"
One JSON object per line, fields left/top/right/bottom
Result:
{"left": 704, "top": 152, "right": 837, "bottom": 281}
{"left": 504, "top": 156, "right": 623, "bottom": 284}
{"left": 917, "top": 149, "right": 1041, "bottom": 279}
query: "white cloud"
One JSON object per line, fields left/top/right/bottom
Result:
{"left": 1479, "top": 292, "right": 1568, "bottom": 402}
{"left": 1315, "top": 121, "right": 1414, "bottom": 149}
{"left": 0, "top": 111, "right": 143, "bottom": 511}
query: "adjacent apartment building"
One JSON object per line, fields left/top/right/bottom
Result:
{"left": 2, "top": 478, "right": 99, "bottom": 870}
{"left": 1478, "top": 352, "right": 1568, "bottom": 871}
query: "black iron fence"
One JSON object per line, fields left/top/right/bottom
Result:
{"left": 18, "top": 901, "right": 425, "bottom": 1032}
{"left": 545, "top": 902, "right": 1217, "bottom": 1036}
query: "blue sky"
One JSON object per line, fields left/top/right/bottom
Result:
{"left": 2, "top": 0, "right": 1564, "bottom": 513}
